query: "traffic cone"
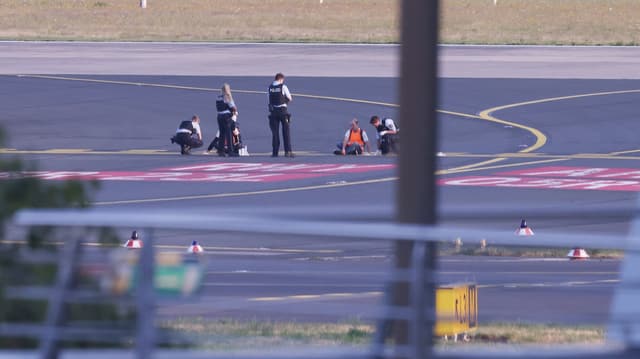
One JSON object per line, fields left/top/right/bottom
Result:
{"left": 187, "top": 240, "right": 203, "bottom": 254}
{"left": 515, "top": 219, "right": 534, "bottom": 236}
{"left": 567, "top": 247, "right": 589, "bottom": 260}
{"left": 123, "top": 230, "right": 143, "bottom": 249}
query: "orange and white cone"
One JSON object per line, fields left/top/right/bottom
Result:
{"left": 123, "top": 230, "right": 143, "bottom": 249}
{"left": 515, "top": 219, "right": 534, "bottom": 236}
{"left": 567, "top": 248, "right": 589, "bottom": 260}
{"left": 187, "top": 240, "right": 203, "bottom": 254}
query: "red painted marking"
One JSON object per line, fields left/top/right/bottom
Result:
{"left": 160, "top": 162, "right": 394, "bottom": 174}
{"left": 499, "top": 166, "right": 640, "bottom": 180}
{"left": 439, "top": 176, "right": 640, "bottom": 191}
{"left": 1, "top": 162, "right": 394, "bottom": 183}
{"left": 7, "top": 171, "right": 324, "bottom": 183}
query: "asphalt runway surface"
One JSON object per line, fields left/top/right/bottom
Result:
{"left": 3, "top": 44, "right": 640, "bottom": 326}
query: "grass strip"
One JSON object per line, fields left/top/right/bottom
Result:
{"left": 465, "top": 322, "right": 605, "bottom": 345}
{"left": 160, "top": 318, "right": 605, "bottom": 348}
{"left": 160, "top": 318, "right": 372, "bottom": 349}
{"left": 442, "top": 244, "right": 624, "bottom": 259}
{"left": 2, "top": 0, "right": 640, "bottom": 45}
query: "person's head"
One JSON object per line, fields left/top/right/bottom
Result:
{"left": 350, "top": 118, "right": 360, "bottom": 130}
{"left": 274, "top": 73, "right": 285, "bottom": 83}
{"left": 370, "top": 115, "right": 381, "bottom": 127}
{"left": 192, "top": 115, "right": 200, "bottom": 123}
{"left": 221, "top": 83, "right": 233, "bottom": 102}
{"left": 221, "top": 83, "right": 232, "bottom": 96}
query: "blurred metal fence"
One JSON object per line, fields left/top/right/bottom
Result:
{"left": 2, "top": 205, "right": 639, "bottom": 358}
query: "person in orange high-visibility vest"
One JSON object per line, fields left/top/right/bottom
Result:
{"left": 335, "top": 118, "right": 371, "bottom": 155}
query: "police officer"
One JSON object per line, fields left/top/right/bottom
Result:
{"left": 214, "top": 83, "right": 238, "bottom": 157}
{"left": 370, "top": 115, "right": 399, "bottom": 155}
{"left": 268, "top": 73, "right": 294, "bottom": 157}
{"left": 171, "top": 115, "right": 203, "bottom": 155}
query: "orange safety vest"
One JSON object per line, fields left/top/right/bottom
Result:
{"left": 348, "top": 128, "right": 365, "bottom": 146}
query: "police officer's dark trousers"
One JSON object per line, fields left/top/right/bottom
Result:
{"left": 269, "top": 107, "right": 291, "bottom": 156}
{"left": 217, "top": 113, "right": 236, "bottom": 156}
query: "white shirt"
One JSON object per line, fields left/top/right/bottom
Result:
{"left": 192, "top": 122, "right": 202, "bottom": 139}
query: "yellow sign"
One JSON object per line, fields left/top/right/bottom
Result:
{"left": 434, "top": 283, "right": 478, "bottom": 336}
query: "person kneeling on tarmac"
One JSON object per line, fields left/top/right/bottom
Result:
{"left": 369, "top": 115, "right": 399, "bottom": 155}
{"left": 206, "top": 124, "right": 247, "bottom": 156}
{"left": 171, "top": 115, "right": 203, "bottom": 155}
{"left": 334, "top": 118, "right": 370, "bottom": 155}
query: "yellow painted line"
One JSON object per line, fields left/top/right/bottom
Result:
{"left": 441, "top": 152, "right": 640, "bottom": 161}
{"left": 94, "top": 176, "right": 397, "bottom": 206}
{"left": 247, "top": 151, "right": 321, "bottom": 156}
{"left": 43, "top": 148, "right": 91, "bottom": 153}
{"left": 0, "top": 148, "right": 327, "bottom": 157}
{"left": 248, "top": 278, "right": 614, "bottom": 301}
{"left": 437, "top": 158, "right": 568, "bottom": 175}
{"left": 478, "top": 279, "right": 620, "bottom": 289}
{"left": 16, "top": 74, "right": 640, "bottom": 203}
{"left": 439, "top": 110, "right": 483, "bottom": 119}
{"left": 17, "top": 74, "right": 225, "bottom": 93}
{"left": 439, "top": 158, "right": 506, "bottom": 173}
{"left": 442, "top": 100, "right": 550, "bottom": 173}
{"left": 17, "top": 74, "right": 481, "bottom": 118}
{"left": 117, "top": 149, "right": 171, "bottom": 155}
{"left": 248, "top": 277, "right": 619, "bottom": 301}
{"left": 474, "top": 89, "right": 640, "bottom": 156}
{"left": 609, "top": 149, "right": 640, "bottom": 156}
{"left": 442, "top": 88, "right": 640, "bottom": 174}
{"left": 0, "top": 148, "right": 175, "bottom": 156}
{"left": 249, "top": 291, "right": 382, "bottom": 302}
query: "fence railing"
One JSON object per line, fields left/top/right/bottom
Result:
{"left": 4, "top": 204, "right": 640, "bottom": 358}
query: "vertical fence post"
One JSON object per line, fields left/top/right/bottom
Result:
{"left": 136, "top": 228, "right": 155, "bottom": 359}
{"left": 40, "top": 238, "right": 81, "bottom": 359}
{"left": 411, "top": 242, "right": 438, "bottom": 359}
{"left": 396, "top": 0, "right": 440, "bottom": 358}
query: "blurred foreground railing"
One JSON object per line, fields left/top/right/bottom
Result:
{"left": 4, "top": 205, "right": 640, "bottom": 359}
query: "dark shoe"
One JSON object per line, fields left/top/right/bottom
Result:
{"left": 182, "top": 145, "right": 191, "bottom": 155}
{"left": 271, "top": 153, "right": 278, "bottom": 157}
{"left": 170, "top": 136, "right": 176, "bottom": 144}
{"left": 285, "top": 152, "right": 295, "bottom": 158}
{"left": 333, "top": 150, "right": 343, "bottom": 155}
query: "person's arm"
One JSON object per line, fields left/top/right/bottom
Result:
{"left": 341, "top": 129, "right": 349, "bottom": 155}
{"left": 282, "top": 84, "right": 292, "bottom": 103}
{"left": 381, "top": 118, "right": 397, "bottom": 135}
{"left": 362, "top": 131, "right": 371, "bottom": 153}
{"left": 194, "top": 123, "right": 202, "bottom": 141}
{"left": 229, "top": 100, "right": 238, "bottom": 115}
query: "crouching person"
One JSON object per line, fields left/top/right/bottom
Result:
{"left": 335, "top": 118, "right": 370, "bottom": 155}
{"left": 206, "top": 125, "right": 247, "bottom": 156}
{"left": 369, "top": 115, "right": 398, "bottom": 155}
{"left": 231, "top": 125, "right": 249, "bottom": 156}
{"left": 171, "top": 115, "right": 203, "bottom": 155}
